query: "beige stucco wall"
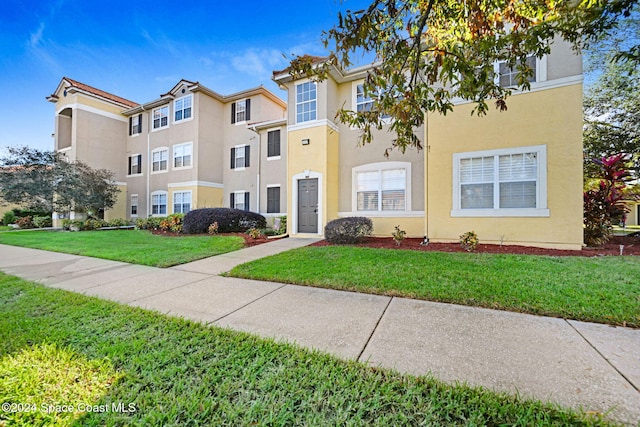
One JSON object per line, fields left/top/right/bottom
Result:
{"left": 426, "top": 83, "right": 584, "bottom": 250}
{"left": 258, "top": 125, "right": 287, "bottom": 214}
{"left": 104, "top": 184, "right": 127, "bottom": 221}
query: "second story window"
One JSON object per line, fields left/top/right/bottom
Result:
{"left": 173, "top": 142, "right": 192, "bottom": 168}
{"left": 230, "top": 145, "right": 250, "bottom": 170}
{"left": 356, "top": 84, "right": 374, "bottom": 112}
{"left": 152, "top": 148, "right": 168, "bottom": 172}
{"left": 231, "top": 99, "right": 251, "bottom": 124}
{"left": 296, "top": 81, "right": 316, "bottom": 123}
{"left": 497, "top": 55, "right": 537, "bottom": 88}
{"left": 128, "top": 154, "right": 142, "bottom": 175}
{"left": 174, "top": 95, "right": 192, "bottom": 122}
{"left": 153, "top": 106, "right": 169, "bottom": 130}
{"left": 267, "top": 130, "right": 280, "bottom": 158}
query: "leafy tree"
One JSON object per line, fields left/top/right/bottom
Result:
{"left": 583, "top": 154, "right": 632, "bottom": 246}
{"left": 288, "top": 0, "right": 638, "bottom": 154}
{"left": 583, "top": 5, "right": 640, "bottom": 179}
{"left": 0, "top": 146, "right": 120, "bottom": 216}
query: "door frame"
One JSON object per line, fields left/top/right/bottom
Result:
{"left": 291, "top": 170, "right": 323, "bottom": 236}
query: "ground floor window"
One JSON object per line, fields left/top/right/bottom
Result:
{"left": 267, "top": 186, "right": 280, "bottom": 213}
{"left": 151, "top": 192, "right": 167, "bottom": 216}
{"left": 172, "top": 191, "right": 191, "bottom": 214}
{"left": 130, "top": 194, "right": 138, "bottom": 217}
{"left": 353, "top": 162, "right": 409, "bottom": 212}
{"left": 231, "top": 191, "right": 249, "bottom": 211}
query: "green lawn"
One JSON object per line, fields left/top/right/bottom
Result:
{"left": 0, "top": 229, "right": 244, "bottom": 267}
{"left": 0, "top": 273, "right": 612, "bottom": 426}
{"left": 229, "top": 247, "right": 640, "bottom": 327}
{"left": 0, "top": 226, "right": 11, "bottom": 232}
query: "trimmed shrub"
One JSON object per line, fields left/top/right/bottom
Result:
{"left": 107, "top": 218, "right": 130, "bottom": 227}
{"left": 183, "top": 208, "right": 266, "bottom": 234}
{"left": 2, "top": 211, "right": 16, "bottom": 226}
{"left": 33, "top": 215, "right": 53, "bottom": 228}
{"left": 324, "top": 217, "right": 373, "bottom": 244}
{"left": 135, "top": 217, "right": 164, "bottom": 230}
{"left": 159, "top": 213, "right": 184, "bottom": 233}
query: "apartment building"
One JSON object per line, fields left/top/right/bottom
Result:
{"left": 47, "top": 78, "right": 287, "bottom": 225}
{"left": 47, "top": 36, "right": 583, "bottom": 249}
{"left": 273, "top": 38, "right": 583, "bottom": 249}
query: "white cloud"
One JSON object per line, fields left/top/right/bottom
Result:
{"left": 231, "top": 48, "right": 287, "bottom": 79}
{"left": 29, "top": 22, "right": 45, "bottom": 47}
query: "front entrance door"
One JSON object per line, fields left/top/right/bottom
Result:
{"left": 298, "top": 178, "right": 318, "bottom": 233}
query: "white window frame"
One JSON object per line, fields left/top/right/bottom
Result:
{"left": 173, "top": 95, "right": 193, "bottom": 123}
{"left": 451, "top": 145, "right": 549, "bottom": 217}
{"left": 494, "top": 55, "right": 547, "bottom": 88}
{"left": 152, "top": 105, "right": 169, "bottom": 130}
{"left": 266, "top": 185, "right": 281, "bottom": 214}
{"left": 131, "top": 114, "right": 142, "bottom": 136}
{"left": 151, "top": 191, "right": 168, "bottom": 217}
{"left": 235, "top": 99, "right": 247, "bottom": 123}
{"left": 233, "top": 144, "right": 247, "bottom": 171}
{"left": 233, "top": 190, "right": 247, "bottom": 211}
{"left": 295, "top": 80, "right": 317, "bottom": 123}
{"left": 172, "top": 190, "right": 192, "bottom": 214}
{"left": 352, "top": 80, "right": 392, "bottom": 125}
{"left": 351, "top": 162, "right": 412, "bottom": 214}
{"left": 173, "top": 142, "right": 193, "bottom": 170}
{"left": 130, "top": 194, "right": 138, "bottom": 217}
{"left": 266, "top": 129, "right": 281, "bottom": 160}
{"left": 128, "top": 154, "right": 142, "bottom": 176}
{"left": 151, "top": 147, "right": 169, "bottom": 174}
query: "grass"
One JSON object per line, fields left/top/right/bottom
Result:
{"left": 0, "top": 273, "right": 614, "bottom": 426}
{"left": 229, "top": 246, "right": 640, "bottom": 327}
{"left": 0, "top": 229, "right": 244, "bottom": 267}
{"left": 0, "top": 226, "right": 11, "bottom": 232}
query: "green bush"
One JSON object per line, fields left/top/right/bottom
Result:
{"left": 2, "top": 211, "right": 16, "bottom": 226}
{"left": 183, "top": 208, "right": 266, "bottom": 234}
{"left": 33, "top": 215, "right": 52, "bottom": 228}
{"left": 459, "top": 231, "right": 479, "bottom": 252}
{"left": 107, "top": 218, "right": 130, "bottom": 227}
{"left": 324, "top": 217, "right": 373, "bottom": 244}
{"left": 135, "top": 217, "right": 165, "bottom": 230}
{"left": 159, "top": 213, "right": 184, "bottom": 233}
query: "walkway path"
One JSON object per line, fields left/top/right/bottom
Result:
{"left": 0, "top": 240, "right": 638, "bottom": 425}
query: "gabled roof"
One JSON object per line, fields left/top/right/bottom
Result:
{"left": 272, "top": 54, "right": 374, "bottom": 85}
{"left": 47, "top": 77, "right": 139, "bottom": 109}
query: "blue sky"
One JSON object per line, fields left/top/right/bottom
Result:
{"left": 0, "top": 0, "right": 370, "bottom": 152}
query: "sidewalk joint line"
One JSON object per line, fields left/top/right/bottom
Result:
{"left": 126, "top": 275, "right": 213, "bottom": 304}
{"left": 357, "top": 296, "right": 394, "bottom": 362}
{"left": 565, "top": 319, "right": 639, "bottom": 393}
{"left": 207, "top": 282, "right": 288, "bottom": 325}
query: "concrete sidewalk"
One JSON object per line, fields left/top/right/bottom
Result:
{"left": 0, "top": 241, "right": 638, "bottom": 425}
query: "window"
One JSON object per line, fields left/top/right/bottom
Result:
{"left": 130, "top": 194, "right": 138, "bottom": 217}
{"left": 153, "top": 106, "right": 169, "bottom": 129}
{"left": 173, "top": 143, "right": 192, "bottom": 168}
{"left": 230, "top": 191, "right": 249, "bottom": 211}
{"left": 356, "top": 168, "right": 406, "bottom": 211}
{"left": 151, "top": 192, "right": 167, "bottom": 216}
{"left": 129, "top": 114, "right": 142, "bottom": 135}
{"left": 267, "top": 130, "right": 280, "bottom": 158}
{"left": 267, "top": 186, "right": 280, "bottom": 213}
{"left": 356, "top": 84, "right": 374, "bottom": 112}
{"left": 172, "top": 191, "right": 191, "bottom": 214}
{"left": 452, "top": 145, "right": 548, "bottom": 217}
{"left": 497, "top": 55, "right": 537, "bottom": 88}
{"left": 152, "top": 148, "right": 168, "bottom": 172}
{"left": 230, "top": 145, "right": 250, "bottom": 169}
{"left": 128, "top": 154, "right": 142, "bottom": 175}
{"left": 174, "top": 95, "right": 192, "bottom": 122}
{"left": 296, "top": 81, "right": 317, "bottom": 123}
{"left": 231, "top": 99, "right": 251, "bottom": 124}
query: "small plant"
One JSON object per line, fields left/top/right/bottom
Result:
{"left": 207, "top": 222, "right": 219, "bottom": 235}
{"left": 15, "top": 216, "right": 35, "bottom": 229}
{"left": 33, "top": 215, "right": 52, "bottom": 228}
{"left": 107, "top": 218, "right": 129, "bottom": 227}
{"left": 2, "top": 211, "right": 16, "bottom": 226}
{"left": 459, "top": 231, "right": 479, "bottom": 252}
{"left": 277, "top": 215, "right": 287, "bottom": 235}
{"left": 392, "top": 225, "right": 406, "bottom": 246}
{"left": 247, "top": 227, "right": 262, "bottom": 239}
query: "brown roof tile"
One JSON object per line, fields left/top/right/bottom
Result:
{"left": 60, "top": 77, "right": 139, "bottom": 108}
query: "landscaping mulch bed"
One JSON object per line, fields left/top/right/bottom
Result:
{"left": 311, "top": 235, "right": 640, "bottom": 257}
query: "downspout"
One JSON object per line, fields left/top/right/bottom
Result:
{"left": 146, "top": 112, "right": 150, "bottom": 218}
{"left": 249, "top": 125, "right": 261, "bottom": 214}
{"left": 423, "top": 112, "right": 430, "bottom": 245}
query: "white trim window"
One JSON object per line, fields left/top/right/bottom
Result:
{"left": 495, "top": 55, "right": 547, "bottom": 88}
{"left": 151, "top": 191, "right": 168, "bottom": 216}
{"left": 172, "top": 191, "right": 191, "bottom": 214}
{"left": 266, "top": 186, "right": 280, "bottom": 213}
{"left": 173, "top": 142, "right": 192, "bottom": 169}
{"left": 355, "top": 83, "right": 374, "bottom": 112}
{"left": 267, "top": 130, "right": 281, "bottom": 158}
{"left": 231, "top": 191, "right": 249, "bottom": 211}
{"left": 296, "top": 81, "right": 317, "bottom": 123}
{"left": 151, "top": 148, "right": 168, "bottom": 172}
{"left": 231, "top": 145, "right": 249, "bottom": 170}
{"left": 130, "top": 194, "right": 138, "bottom": 217}
{"left": 452, "top": 145, "right": 548, "bottom": 217}
{"left": 128, "top": 154, "right": 142, "bottom": 175}
{"left": 353, "top": 162, "right": 410, "bottom": 212}
{"left": 129, "top": 114, "right": 142, "bottom": 135}
{"left": 174, "top": 95, "right": 192, "bottom": 122}
{"left": 152, "top": 106, "right": 169, "bottom": 130}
